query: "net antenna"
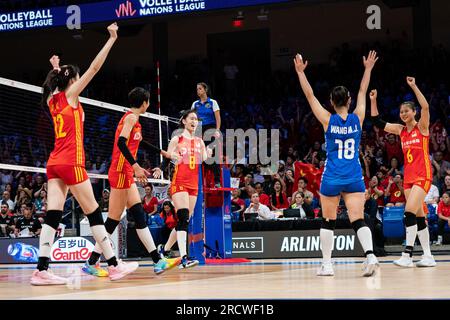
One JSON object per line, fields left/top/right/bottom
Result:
{"left": 156, "top": 61, "right": 163, "bottom": 165}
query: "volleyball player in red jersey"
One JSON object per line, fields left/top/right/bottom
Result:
{"left": 371, "top": 77, "right": 436, "bottom": 268}
{"left": 159, "top": 110, "right": 210, "bottom": 269}
{"left": 31, "top": 23, "right": 139, "bottom": 286}
{"left": 82, "top": 87, "right": 180, "bottom": 276}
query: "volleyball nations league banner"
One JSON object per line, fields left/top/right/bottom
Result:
{"left": 0, "top": 0, "right": 293, "bottom": 32}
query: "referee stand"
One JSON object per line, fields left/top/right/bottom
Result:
{"left": 189, "top": 162, "right": 233, "bottom": 264}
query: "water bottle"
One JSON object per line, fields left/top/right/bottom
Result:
{"left": 7, "top": 242, "right": 39, "bottom": 263}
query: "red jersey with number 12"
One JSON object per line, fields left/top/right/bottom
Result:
{"left": 400, "top": 124, "right": 432, "bottom": 184}
{"left": 109, "top": 112, "right": 142, "bottom": 175}
{"left": 172, "top": 136, "right": 202, "bottom": 190}
{"left": 47, "top": 92, "right": 85, "bottom": 167}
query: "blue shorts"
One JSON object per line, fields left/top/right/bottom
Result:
{"left": 319, "top": 179, "right": 366, "bottom": 197}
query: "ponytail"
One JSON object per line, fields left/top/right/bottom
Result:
{"left": 41, "top": 69, "right": 60, "bottom": 109}
{"left": 41, "top": 64, "right": 80, "bottom": 108}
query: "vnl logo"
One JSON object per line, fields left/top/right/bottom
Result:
{"left": 116, "top": 1, "right": 137, "bottom": 18}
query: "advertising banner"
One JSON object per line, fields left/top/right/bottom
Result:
{"left": 0, "top": 236, "right": 97, "bottom": 264}
{"left": 50, "top": 237, "right": 95, "bottom": 262}
{"left": 232, "top": 229, "right": 364, "bottom": 258}
{"left": 0, "top": 0, "right": 292, "bottom": 32}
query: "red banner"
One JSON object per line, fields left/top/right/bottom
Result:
{"left": 294, "top": 161, "right": 324, "bottom": 197}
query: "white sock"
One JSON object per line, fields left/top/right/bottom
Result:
{"left": 357, "top": 226, "right": 374, "bottom": 254}
{"left": 39, "top": 224, "right": 57, "bottom": 258}
{"left": 165, "top": 228, "right": 178, "bottom": 251}
{"left": 320, "top": 228, "right": 334, "bottom": 264}
{"left": 405, "top": 224, "right": 418, "bottom": 251}
{"left": 90, "top": 225, "right": 115, "bottom": 260}
{"left": 136, "top": 228, "right": 157, "bottom": 253}
{"left": 417, "top": 228, "right": 432, "bottom": 257}
{"left": 177, "top": 230, "right": 187, "bottom": 258}
{"left": 93, "top": 242, "right": 102, "bottom": 256}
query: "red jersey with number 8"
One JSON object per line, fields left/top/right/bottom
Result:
{"left": 47, "top": 92, "right": 85, "bottom": 167}
{"left": 171, "top": 136, "right": 202, "bottom": 190}
{"left": 400, "top": 124, "right": 432, "bottom": 184}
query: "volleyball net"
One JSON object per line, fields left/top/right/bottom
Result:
{"left": 0, "top": 76, "right": 175, "bottom": 233}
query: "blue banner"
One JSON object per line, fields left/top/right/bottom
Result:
{"left": 0, "top": 0, "right": 292, "bottom": 32}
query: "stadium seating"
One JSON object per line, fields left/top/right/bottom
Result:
{"left": 382, "top": 206, "right": 405, "bottom": 238}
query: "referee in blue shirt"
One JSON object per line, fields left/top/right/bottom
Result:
{"left": 191, "top": 82, "right": 222, "bottom": 187}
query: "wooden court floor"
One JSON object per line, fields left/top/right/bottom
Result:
{"left": 1, "top": 255, "right": 450, "bottom": 300}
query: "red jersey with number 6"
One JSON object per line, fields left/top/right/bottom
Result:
{"left": 171, "top": 136, "right": 202, "bottom": 190}
{"left": 47, "top": 92, "right": 85, "bottom": 167}
{"left": 400, "top": 124, "right": 432, "bottom": 184}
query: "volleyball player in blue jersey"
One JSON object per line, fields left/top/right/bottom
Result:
{"left": 294, "top": 51, "right": 379, "bottom": 277}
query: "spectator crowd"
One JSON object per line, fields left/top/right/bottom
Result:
{"left": 0, "top": 39, "right": 449, "bottom": 249}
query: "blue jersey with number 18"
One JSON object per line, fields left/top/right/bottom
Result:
{"left": 322, "top": 113, "right": 363, "bottom": 184}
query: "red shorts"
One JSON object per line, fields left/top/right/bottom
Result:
{"left": 47, "top": 165, "right": 88, "bottom": 185}
{"left": 403, "top": 179, "right": 432, "bottom": 193}
{"left": 170, "top": 184, "right": 198, "bottom": 197}
{"left": 109, "top": 172, "right": 134, "bottom": 189}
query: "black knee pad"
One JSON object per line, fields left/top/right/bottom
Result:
{"left": 44, "top": 210, "right": 63, "bottom": 230}
{"left": 128, "top": 203, "right": 147, "bottom": 229}
{"left": 176, "top": 208, "right": 190, "bottom": 232}
{"left": 105, "top": 217, "right": 120, "bottom": 234}
{"left": 416, "top": 216, "right": 427, "bottom": 231}
{"left": 87, "top": 207, "right": 104, "bottom": 226}
{"left": 404, "top": 211, "right": 417, "bottom": 227}
{"left": 351, "top": 219, "right": 367, "bottom": 233}
{"left": 321, "top": 218, "right": 336, "bottom": 231}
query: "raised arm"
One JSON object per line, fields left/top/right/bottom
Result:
{"left": 369, "top": 89, "right": 403, "bottom": 135}
{"left": 354, "top": 50, "right": 378, "bottom": 124}
{"left": 275, "top": 174, "right": 287, "bottom": 193}
{"left": 66, "top": 23, "right": 118, "bottom": 99}
{"left": 407, "top": 77, "right": 429, "bottom": 135}
{"left": 293, "top": 54, "right": 330, "bottom": 130}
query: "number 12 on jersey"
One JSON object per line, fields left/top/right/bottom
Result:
{"left": 53, "top": 114, "right": 67, "bottom": 139}
{"left": 335, "top": 138, "right": 355, "bottom": 159}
